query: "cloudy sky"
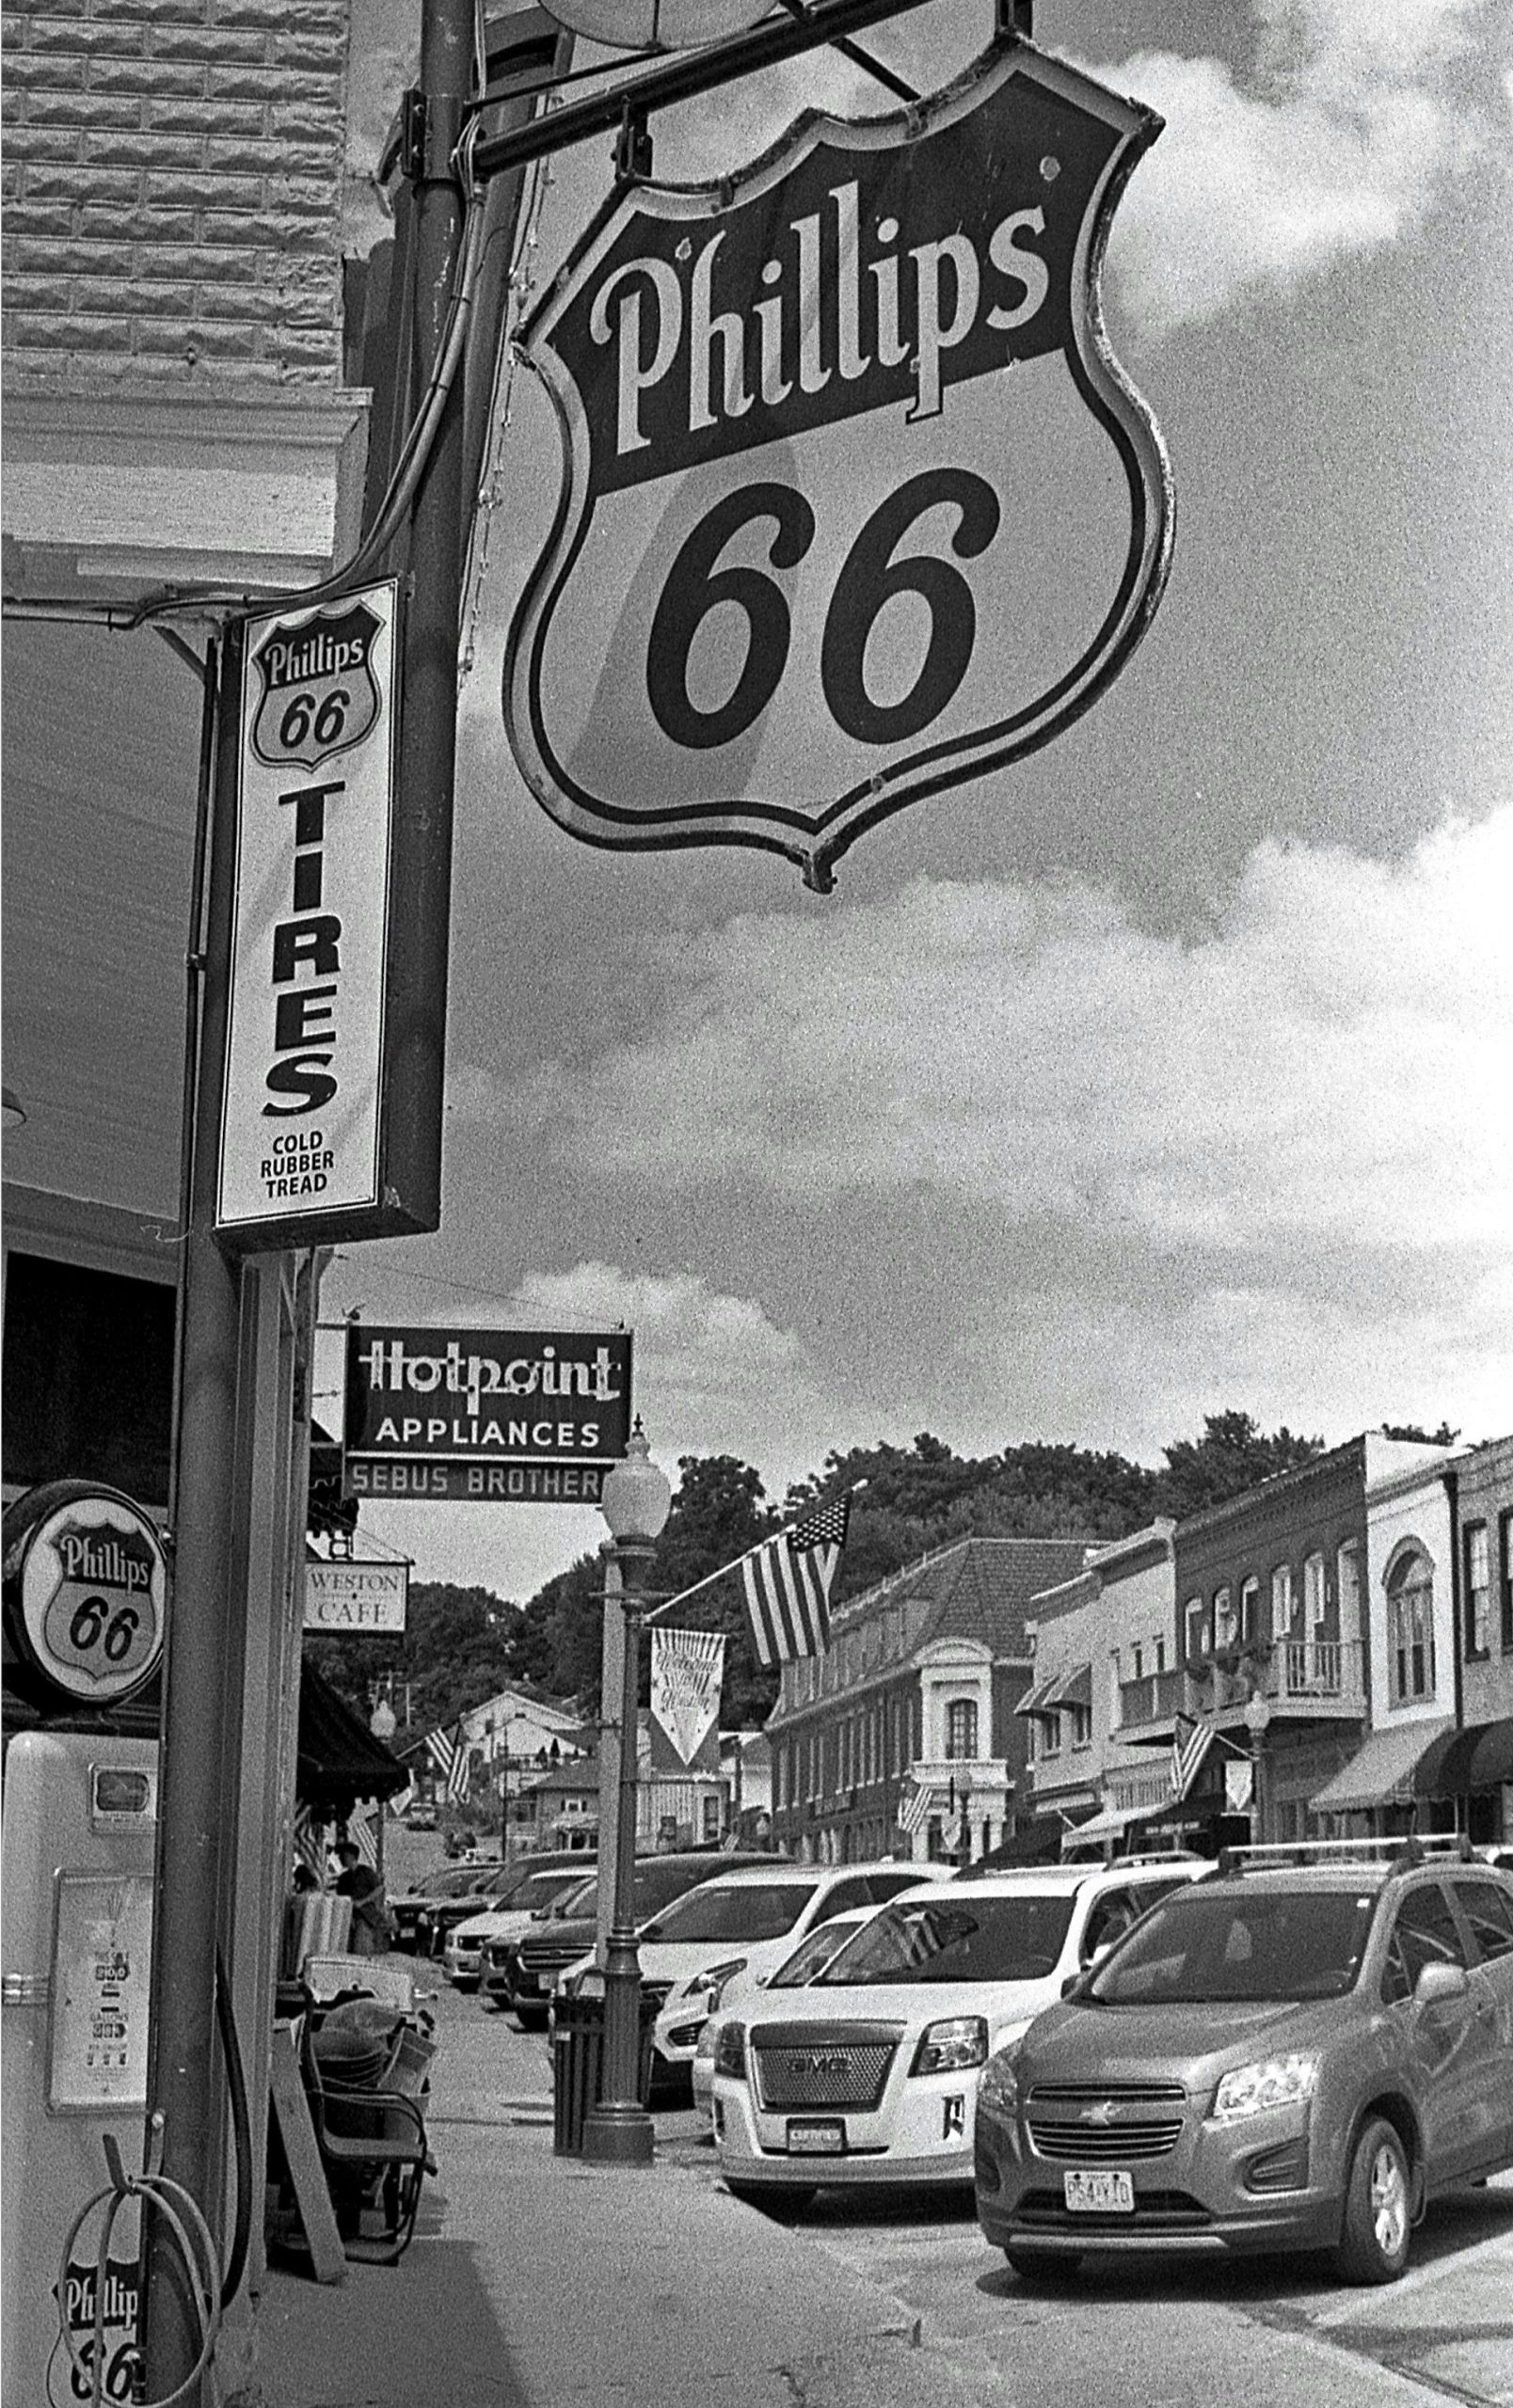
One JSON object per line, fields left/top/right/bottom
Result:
{"left": 317, "top": 0, "right": 1513, "bottom": 1601}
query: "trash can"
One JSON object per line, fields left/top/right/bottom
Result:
{"left": 551, "top": 1991, "right": 658, "bottom": 2156}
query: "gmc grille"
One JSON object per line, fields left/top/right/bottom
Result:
{"left": 751, "top": 2020, "right": 902, "bottom": 2113}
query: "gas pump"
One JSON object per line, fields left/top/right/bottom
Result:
{"left": 2, "top": 1483, "right": 168, "bottom": 2403}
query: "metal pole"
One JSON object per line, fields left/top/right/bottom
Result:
{"left": 581, "top": 1535, "right": 655, "bottom": 2165}
{"left": 385, "top": 0, "right": 473, "bottom": 1229}
{"left": 140, "top": 636, "right": 247, "bottom": 2402}
{"left": 595, "top": 1542, "right": 625, "bottom": 1969}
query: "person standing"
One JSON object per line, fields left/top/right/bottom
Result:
{"left": 333, "top": 1839, "right": 390, "bottom": 1956}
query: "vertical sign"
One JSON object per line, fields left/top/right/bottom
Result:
{"left": 216, "top": 578, "right": 414, "bottom": 1244}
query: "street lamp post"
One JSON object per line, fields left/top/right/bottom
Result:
{"left": 1243, "top": 1689, "right": 1272, "bottom": 1846}
{"left": 581, "top": 1421, "right": 671, "bottom": 2166}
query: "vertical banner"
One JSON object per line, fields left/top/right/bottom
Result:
{"left": 215, "top": 578, "right": 433, "bottom": 1246}
{"left": 649, "top": 1627, "right": 725, "bottom": 1768}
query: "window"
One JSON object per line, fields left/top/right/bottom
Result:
{"left": 1041, "top": 1712, "right": 1061, "bottom": 1758}
{"left": 702, "top": 1793, "right": 722, "bottom": 1840}
{"left": 1464, "top": 1523, "right": 1490, "bottom": 1657}
{"left": 1381, "top": 1883, "right": 1467, "bottom": 2004}
{"left": 946, "top": 1699, "right": 979, "bottom": 1761}
{"left": 1387, "top": 1550, "right": 1437, "bottom": 1703}
{"left": 1303, "top": 1551, "right": 1326, "bottom": 1633}
{"left": 1270, "top": 1564, "right": 1294, "bottom": 1640}
{"left": 1239, "top": 1576, "right": 1261, "bottom": 1642}
{"left": 1068, "top": 1703, "right": 1092, "bottom": 1749}
{"left": 1214, "top": 1585, "right": 1236, "bottom": 1648}
{"left": 1451, "top": 1878, "right": 1513, "bottom": 1964}
{"left": 1337, "top": 1542, "right": 1362, "bottom": 1636}
{"left": 1184, "top": 1598, "right": 1207, "bottom": 1662}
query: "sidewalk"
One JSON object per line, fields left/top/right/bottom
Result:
{"left": 250, "top": 2091, "right": 994, "bottom": 2408}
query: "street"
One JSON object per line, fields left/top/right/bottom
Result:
{"left": 406, "top": 1925, "right": 1513, "bottom": 2408}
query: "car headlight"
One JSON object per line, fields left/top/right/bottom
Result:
{"left": 713, "top": 2020, "right": 747, "bottom": 2081}
{"left": 976, "top": 2046, "right": 1024, "bottom": 2117}
{"left": 688, "top": 1957, "right": 748, "bottom": 2011}
{"left": 693, "top": 2018, "right": 719, "bottom": 2064}
{"left": 911, "top": 2016, "right": 988, "bottom": 2076}
{"left": 564, "top": 1967, "right": 604, "bottom": 2000}
{"left": 1210, "top": 2054, "right": 1320, "bottom": 2124}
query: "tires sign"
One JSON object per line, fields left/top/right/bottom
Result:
{"left": 504, "top": 38, "right": 1172, "bottom": 891}
{"left": 216, "top": 578, "right": 401, "bottom": 1244}
{"left": 13, "top": 1492, "right": 167, "bottom": 1705}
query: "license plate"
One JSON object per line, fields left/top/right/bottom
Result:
{"left": 1064, "top": 2169, "right": 1134, "bottom": 2213}
{"left": 787, "top": 2119, "right": 845, "bottom": 2156}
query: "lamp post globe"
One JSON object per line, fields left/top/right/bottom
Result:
{"left": 581, "top": 1418, "right": 670, "bottom": 2165}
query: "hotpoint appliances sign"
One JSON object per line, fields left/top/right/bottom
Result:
{"left": 342, "top": 1326, "right": 633, "bottom": 1503}
{"left": 504, "top": 38, "right": 1172, "bottom": 893}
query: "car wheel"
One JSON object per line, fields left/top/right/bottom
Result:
{"left": 1004, "top": 2247, "right": 1082, "bottom": 2283}
{"left": 1335, "top": 2117, "right": 1412, "bottom": 2285}
{"left": 724, "top": 2179, "right": 816, "bottom": 2216}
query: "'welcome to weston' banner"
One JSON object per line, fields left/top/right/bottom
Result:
{"left": 342, "top": 1326, "right": 632, "bottom": 1504}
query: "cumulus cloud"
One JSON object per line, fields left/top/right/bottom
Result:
{"left": 466, "top": 801, "right": 1513, "bottom": 1264}
{"left": 1088, "top": 0, "right": 1502, "bottom": 334}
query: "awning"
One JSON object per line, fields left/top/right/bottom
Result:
{"left": 1013, "top": 1676, "right": 1059, "bottom": 1719}
{"left": 1049, "top": 1663, "right": 1092, "bottom": 1711}
{"left": 296, "top": 1661, "right": 410, "bottom": 1814}
{"left": 1060, "top": 1803, "right": 1137, "bottom": 1853}
{"left": 1412, "top": 1719, "right": 1513, "bottom": 1798}
{"left": 1310, "top": 1718, "right": 1454, "bottom": 1814}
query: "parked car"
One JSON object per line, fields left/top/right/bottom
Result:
{"left": 690, "top": 1908, "right": 877, "bottom": 2131}
{"left": 444, "top": 1864, "right": 597, "bottom": 1990}
{"left": 403, "top": 1801, "right": 438, "bottom": 1831}
{"left": 712, "top": 1857, "right": 1211, "bottom": 2205}
{"left": 972, "top": 1839, "right": 1513, "bottom": 2285}
{"left": 390, "top": 1863, "right": 495, "bottom": 1955}
{"left": 491, "top": 1852, "right": 779, "bottom": 2028}
{"left": 571, "top": 1861, "right": 955, "bottom": 2097}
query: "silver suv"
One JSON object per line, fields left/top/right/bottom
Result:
{"left": 974, "top": 1839, "right": 1513, "bottom": 2284}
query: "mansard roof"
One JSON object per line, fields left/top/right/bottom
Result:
{"left": 837, "top": 1534, "right": 1095, "bottom": 1662}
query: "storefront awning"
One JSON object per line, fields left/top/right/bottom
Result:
{"left": 1310, "top": 1718, "right": 1454, "bottom": 1814}
{"left": 1060, "top": 1803, "right": 1137, "bottom": 1853}
{"left": 296, "top": 1661, "right": 410, "bottom": 1814}
{"left": 1412, "top": 1718, "right": 1513, "bottom": 1798}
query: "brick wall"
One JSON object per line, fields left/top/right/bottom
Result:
{"left": 2, "top": 0, "right": 352, "bottom": 388}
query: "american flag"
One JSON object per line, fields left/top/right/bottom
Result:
{"left": 741, "top": 1497, "right": 851, "bottom": 1668}
{"left": 897, "top": 1782, "right": 937, "bottom": 1837}
{"left": 425, "top": 1722, "right": 471, "bottom": 1802}
{"left": 1171, "top": 1711, "right": 1212, "bottom": 1801}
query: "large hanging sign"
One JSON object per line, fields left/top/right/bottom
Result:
{"left": 216, "top": 579, "right": 421, "bottom": 1245}
{"left": 504, "top": 39, "right": 1172, "bottom": 892}
{"left": 342, "top": 1325, "right": 633, "bottom": 1502}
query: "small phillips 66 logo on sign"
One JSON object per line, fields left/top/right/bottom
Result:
{"left": 250, "top": 599, "right": 384, "bottom": 773}
{"left": 504, "top": 37, "right": 1172, "bottom": 891}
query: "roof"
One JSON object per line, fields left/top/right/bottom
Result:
{"left": 879, "top": 1536, "right": 1096, "bottom": 1659}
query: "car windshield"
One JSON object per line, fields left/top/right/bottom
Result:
{"left": 648, "top": 1881, "right": 816, "bottom": 1943}
{"left": 815, "top": 1893, "right": 1076, "bottom": 1986}
{"left": 770, "top": 1921, "right": 863, "bottom": 1988}
{"left": 414, "top": 1867, "right": 484, "bottom": 1898}
{"left": 1088, "top": 1886, "right": 1379, "bottom": 2005}
{"left": 550, "top": 1861, "right": 726, "bottom": 1925}
{"left": 501, "top": 1870, "right": 583, "bottom": 1912}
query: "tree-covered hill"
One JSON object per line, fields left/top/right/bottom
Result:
{"left": 307, "top": 1410, "right": 1323, "bottom": 1737}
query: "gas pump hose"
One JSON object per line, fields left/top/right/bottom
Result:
{"left": 56, "top": 1947, "right": 253, "bottom": 2405}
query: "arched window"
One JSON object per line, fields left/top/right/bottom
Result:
{"left": 946, "top": 1699, "right": 978, "bottom": 1761}
{"left": 1386, "top": 1547, "right": 1436, "bottom": 1703}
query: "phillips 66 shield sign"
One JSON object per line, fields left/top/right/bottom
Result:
{"left": 504, "top": 38, "right": 1173, "bottom": 891}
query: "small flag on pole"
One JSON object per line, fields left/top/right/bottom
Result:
{"left": 741, "top": 1497, "right": 851, "bottom": 1668}
{"left": 1171, "top": 1711, "right": 1212, "bottom": 1801}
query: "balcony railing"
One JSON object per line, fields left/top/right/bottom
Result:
{"left": 1117, "top": 1641, "right": 1365, "bottom": 1731}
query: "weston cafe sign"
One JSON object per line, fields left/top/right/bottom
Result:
{"left": 504, "top": 38, "right": 1173, "bottom": 893}
{"left": 342, "top": 1326, "right": 633, "bottom": 1503}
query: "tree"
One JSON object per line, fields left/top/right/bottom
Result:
{"left": 1154, "top": 1411, "right": 1325, "bottom": 1521}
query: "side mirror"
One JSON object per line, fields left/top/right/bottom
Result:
{"left": 1414, "top": 1959, "right": 1469, "bottom": 2006}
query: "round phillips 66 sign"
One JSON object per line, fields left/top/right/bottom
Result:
{"left": 504, "top": 37, "right": 1173, "bottom": 891}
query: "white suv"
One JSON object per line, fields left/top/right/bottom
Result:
{"left": 711, "top": 1857, "right": 1212, "bottom": 2202}
{"left": 562, "top": 1861, "right": 953, "bottom": 2091}
{"left": 442, "top": 1865, "right": 593, "bottom": 1990}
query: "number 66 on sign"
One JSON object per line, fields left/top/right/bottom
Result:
{"left": 504, "top": 36, "right": 1173, "bottom": 892}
